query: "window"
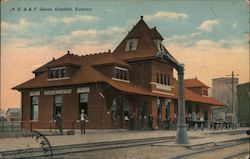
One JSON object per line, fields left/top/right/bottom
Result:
{"left": 202, "top": 88, "right": 208, "bottom": 96}
{"left": 157, "top": 73, "right": 170, "bottom": 86}
{"left": 125, "top": 39, "right": 138, "bottom": 51}
{"left": 160, "top": 73, "right": 163, "bottom": 84}
{"left": 31, "top": 96, "right": 39, "bottom": 120}
{"left": 123, "top": 98, "right": 130, "bottom": 119}
{"left": 165, "top": 100, "right": 170, "bottom": 120}
{"left": 159, "top": 43, "right": 163, "bottom": 51}
{"left": 167, "top": 75, "right": 170, "bottom": 85}
{"left": 157, "top": 98, "right": 162, "bottom": 121}
{"left": 79, "top": 93, "right": 88, "bottom": 115}
{"left": 153, "top": 40, "right": 164, "bottom": 52}
{"left": 49, "top": 67, "right": 67, "bottom": 79}
{"left": 157, "top": 72, "right": 159, "bottom": 83}
{"left": 114, "top": 66, "right": 128, "bottom": 81}
{"left": 164, "top": 74, "right": 167, "bottom": 85}
{"left": 54, "top": 95, "right": 62, "bottom": 118}
{"left": 129, "top": 41, "right": 134, "bottom": 51}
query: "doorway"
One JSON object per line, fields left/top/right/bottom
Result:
{"left": 111, "top": 96, "right": 130, "bottom": 128}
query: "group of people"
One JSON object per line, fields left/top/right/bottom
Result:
{"left": 55, "top": 109, "right": 88, "bottom": 135}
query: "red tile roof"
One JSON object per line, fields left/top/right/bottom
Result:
{"left": 184, "top": 78, "right": 210, "bottom": 88}
{"left": 13, "top": 17, "right": 225, "bottom": 107}
{"left": 113, "top": 18, "right": 161, "bottom": 60}
{"left": 173, "top": 80, "right": 225, "bottom": 106}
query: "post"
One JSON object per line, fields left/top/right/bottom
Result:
{"left": 175, "top": 68, "right": 189, "bottom": 144}
{"left": 72, "top": 121, "right": 75, "bottom": 130}
{"left": 231, "top": 71, "right": 235, "bottom": 123}
{"left": 30, "top": 122, "right": 32, "bottom": 131}
{"left": 1, "top": 122, "right": 4, "bottom": 132}
{"left": 12, "top": 121, "right": 14, "bottom": 132}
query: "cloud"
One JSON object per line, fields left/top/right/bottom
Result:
{"left": 191, "top": 31, "right": 201, "bottom": 37}
{"left": 197, "top": 19, "right": 219, "bottom": 32}
{"left": 45, "top": 15, "right": 99, "bottom": 24}
{"left": 51, "top": 26, "right": 126, "bottom": 50}
{"left": 145, "top": 11, "right": 188, "bottom": 21}
{"left": 167, "top": 41, "right": 249, "bottom": 87}
{"left": 1, "top": 19, "right": 38, "bottom": 31}
{"left": 232, "top": 22, "right": 238, "bottom": 28}
{"left": 167, "top": 35, "right": 187, "bottom": 41}
{"left": 104, "top": 8, "right": 115, "bottom": 13}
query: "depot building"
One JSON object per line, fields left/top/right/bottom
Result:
{"left": 14, "top": 17, "right": 225, "bottom": 129}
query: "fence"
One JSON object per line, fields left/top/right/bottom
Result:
{"left": 0, "top": 120, "right": 84, "bottom": 133}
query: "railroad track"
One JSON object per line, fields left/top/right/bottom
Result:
{"left": 0, "top": 136, "right": 177, "bottom": 158}
{"left": 166, "top": 137, "right": 249, "bottom": 159}
{"left": 222, "top": 150, "right": 249, "bottom": 159}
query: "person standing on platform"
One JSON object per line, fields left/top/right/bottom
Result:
{"left": 55, "top": 112, "right": 63, "bottom": 135}
{"left": 80, "top": 109, "right": 88, "bottom": 135}
{"left": 148, "top": 114, "right": 154, "bottom": 130}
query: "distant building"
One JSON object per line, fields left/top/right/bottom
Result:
{"left": 237, "top": 82, "right": 250, "bottom": 126}
{"left": 6, "top": 108, "right": 21, "bottom": 121}
{"left": 211, "top": 77, "right": 239, "bottom": 122}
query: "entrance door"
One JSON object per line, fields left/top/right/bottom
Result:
{"left": 111, "top": 96, "right": 129, "bottom": 128}
{"left": 157, "top": 98, "right": 162, "bottom": 128}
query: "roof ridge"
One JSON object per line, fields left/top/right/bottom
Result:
{"left": 80, "top": 50, "right": 112, "bottom": 57}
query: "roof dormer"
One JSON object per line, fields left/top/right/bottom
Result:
{"left": 125, "top": 38, "right": 139, "bottom": 51}
{"left": 153, "top": 40, "right": 164, "bottom": 52}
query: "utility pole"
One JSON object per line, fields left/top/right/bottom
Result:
{"left": 227, "top": 71, "right": 239, "bottom": 123}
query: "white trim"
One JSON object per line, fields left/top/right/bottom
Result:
{"left": 30, "top": 120, "right": 39, "bottom": 122}
{"left": 47, "top": 77, "right": 69, "bottom": 81}
{"left": 150, "top": 82, "right": 173, "bottom": 91}
{"left": 30, "top": 91, "right": 40, "bottom": 96}
{"left": 77, "top": 87, "right": 90, "bottom": 93}
{"left": 152, "top": 90, "right": 174, "bottom": 96}
{"left": 112, "top": 77, "right": 130, "bottom": 83}
{"left": 115, "top": 66, "right": 128, "bottom": 71}
{"left": 50, "top": 66, "right": 66, "bottom": 70}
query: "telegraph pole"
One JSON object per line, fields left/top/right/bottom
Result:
{"left": 227, "top": 71, "right": 239, "bottom": 123}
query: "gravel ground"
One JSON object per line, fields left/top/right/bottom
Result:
{"left": 186, "top": 143, "right": 249, "bottom": 159}
{"left": 56, "top": 145, "right": 192, "bottom": 159}
{"left": 56, "top": 143, "right": 249, "bottom": 159}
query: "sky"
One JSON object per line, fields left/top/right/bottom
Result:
{"left": 1, "top": 0, "right": 249, "bottom": 110}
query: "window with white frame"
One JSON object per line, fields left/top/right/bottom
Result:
{"left": 79, "top": 93, "right": 88, "bottom": 115}
{"left": 31, "top": 96, "right": 39, "bottom": 120}
{"left": 125, "top": 39, "right": 138, "bottom": 51}
{"left": 114, "top": 66, "right": 128, "bottom": 81}
{"left": 49, "top": 67, "right": 67, "bottom": 79}
{"left": 153, "top": 40, "right": 164, "bottom": 52}
{"left": 156, "top": 72, "right": 170, "bottom": 85}
{"left": 54, "top": 95, "right": 62, "bottom": 118}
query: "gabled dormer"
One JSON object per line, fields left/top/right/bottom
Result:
{"left": 113, "top": 16, "right": 176, "bottom": 64}
{"left": 113, "top": 16, "right": 158, "bottom": 60}
{"left": 150, "top": 26, "right": 165, "bottom": 52}
{"left": 125, "top": 38, "right": 139, "bottom": 51}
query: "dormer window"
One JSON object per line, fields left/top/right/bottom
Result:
{"left": 125, "top": 39, "right": 138, "bottom": 51}
{"left": 49, "top": 67, "right": 68, "bottom": 80}
{"left": 112, "top": 66, "right": 129, "bottom": 83}
{"left": 154, "top": 40, "right": 164, "bottom": 52}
